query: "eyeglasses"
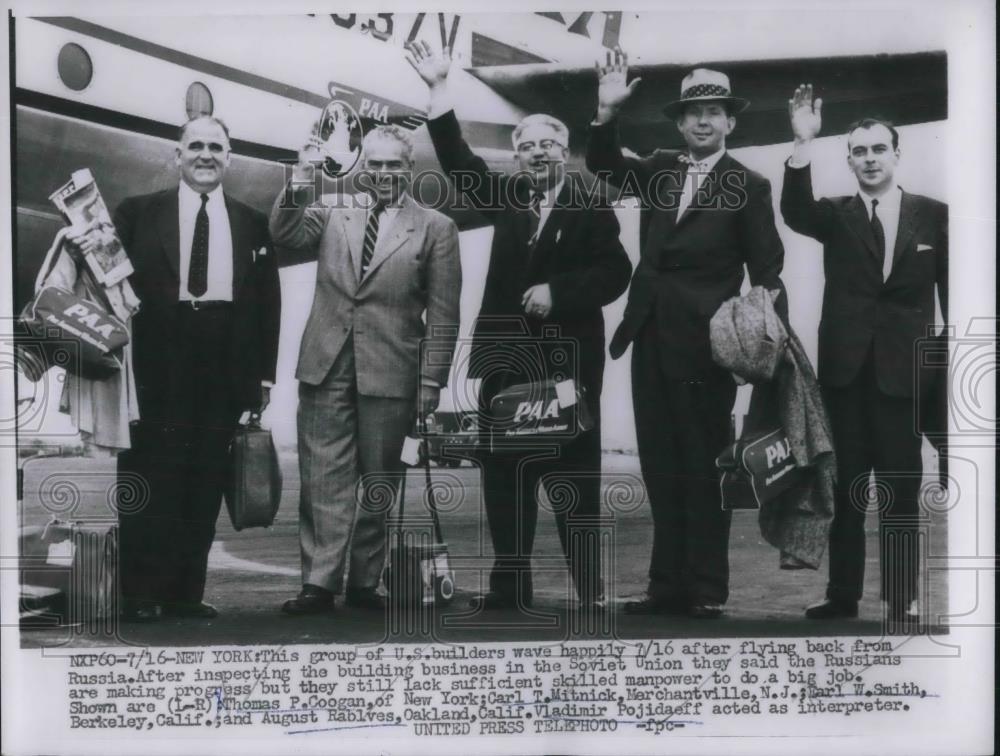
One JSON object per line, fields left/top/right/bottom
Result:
{"left": 516, "top": 139, "right": 564, "bottom": 153}
{"left": 185, "top": 141, "right": 227, "bottom": 154}
{"left": 364, "top": 160, "right": 408, "bottom": 170}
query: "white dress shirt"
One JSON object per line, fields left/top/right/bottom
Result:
{"left": 858, "top": 184, "right": 902, "bottom": 281}
{"left": 178, "top": 182, "right": 233, "bottom": 301}
{"left": 375, "top": 205, "right": 400, "bottom": 245}
{"left": 677, "top": 147, "right": 726, "bottom": 218}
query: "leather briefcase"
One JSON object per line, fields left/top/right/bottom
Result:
{"left": 716, "top": 428, "right": 804, "bottom": 510}
{"left": 224, "top": 413, "right": 283, "bottom": 531}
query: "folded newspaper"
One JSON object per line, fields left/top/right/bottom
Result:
{"left": 48, "top": 169, "right": 133, "bottom": 287}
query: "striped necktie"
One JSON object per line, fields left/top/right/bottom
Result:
{"left": 361, "top": 201, "right": 384, "bottom": 276}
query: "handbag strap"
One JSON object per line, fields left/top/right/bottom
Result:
{"left": 33, "top": 228, "right": 70, "bottom": 292}
{"left": 76, "top": 262, "right": 118, "bottom": 315}
{"left": 393, "top": 444, "right": 446, "bottom": 544}
{"left": 37, "top": 230, "right": 121, "bottom": 317}
{"left": 423, "top": 454, "right": 446, "bottom": 544}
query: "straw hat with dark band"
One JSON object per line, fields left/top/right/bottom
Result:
{"left": 663, "top": 68, "right": 750, "bottom": 118}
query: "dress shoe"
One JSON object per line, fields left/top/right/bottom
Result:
{"left": 805, "top": 598, "right": 858, "bottom": 619}
{"left": 622, "top": 595, "right": 688, "bottom": 616}
{"left": 345, "top": 588, "right": 386, "bottom": 611}
{"left": 688, "top": 602, "right": 724, "bottom": 619}
{"left": 282, "top": 584, "right": 335, "bottom": 615}
{"left": 120, "top": 601, "right": 161, "bottom": 623}
{"left": 469, "top": 592, "right": 532, "bottom": 610}
{"left": 163, "top": 601, "right": 218, "bottom": 619}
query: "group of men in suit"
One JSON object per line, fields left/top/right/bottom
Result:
{"left": 82, "top": 40, "right": 945, "bottom": 624}
{"left": 586, "top": 50, "right": 946, "bottom": 622}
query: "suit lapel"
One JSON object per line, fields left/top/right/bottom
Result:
{"left": 664, "top": 157, "right": 688, "bottom": 229}
{"left": 361, "top": 193, "right": 418, "bottom": 283}
{"left": 513, "top": 177, "right": 536, "bottom": 247}
{"left": 340, "top": 202, "right": 366, "bottom": 282}
{"left": 846, "top": 194, "right": 880, "bottom": 261}
{"left": 889, "top": 190, "right": 918, "bottom": 277}
{"left": 226, "top": 194, "right": 249, "bottom": 297}
{"left": 157, "top": 189, "right": 181, "bottom": 283}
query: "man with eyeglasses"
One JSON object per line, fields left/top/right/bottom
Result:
{"left": 109, "top": 115, "right": 281, "bottom": 622}
{"left": 406, "top": 41, "right": 631, "bottom": 612}
{"left": 270, "top": 124, "right": 461, "bottom": 615}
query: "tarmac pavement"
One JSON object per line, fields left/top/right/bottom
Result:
{"left": 17, "top": 452, "right": 948, "bottom": 648}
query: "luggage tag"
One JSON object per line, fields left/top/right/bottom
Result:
{"left": 400, "top": 436, "right": 423, "bottom": 466}
{"left": 555, "top": 378, "right": 577, "bottom": 408}
{"left": 43, "top": 521, "right": 75, "bottom": 566}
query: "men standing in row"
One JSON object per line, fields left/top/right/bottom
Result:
{"left": 114, "top": 116, "right": 281, "bottom": 622}
{"left": 405, "top": 41, "right": 631, "bottom": 611}
{"left": 271, "top": 125, "right": 461, "bottom": 614}
{"left": 588, "top": 50, "right": 788, "bottom": 619}
{"left": 782, "top": 86, "right": 948, "bottom": 623}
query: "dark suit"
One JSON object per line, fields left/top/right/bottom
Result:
{"left": 781, "top": 162, "right": 947, "bottom": 608}
{"left": 428, "top": 111, "right": 631, "bottom": 604}
{"left": 114, "top": 188, "right": 281, "bottom": 606}
{"left": 587, "top": 118, "right": 787, "bottom": 606}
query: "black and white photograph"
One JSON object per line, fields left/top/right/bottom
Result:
{"left": 1, "top": 1, "right": 994, "bottom": 754}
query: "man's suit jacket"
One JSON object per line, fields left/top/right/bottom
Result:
{"left": 780, "top": 163, "right": 948, "bottom": 398}
{"left": 113, "top": 188, "right": 281, "bottom": 414}
{"left": 587, "top": 119, "right": 787, "bottom": 380}
{"left": 427, "top": 110, "right": 631, "bottom": 402}
{"left": 269, "top": 190, "right": 461, "bottom": 398}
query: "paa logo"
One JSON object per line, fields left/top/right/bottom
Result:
{"left": 764, "top": 437, "right": 791, "bottom": 469}
{"left": 513, "top": 399, "right": 561, "bottom": 423}
{"left": 319, "top": 85, "right": 363, "bottom": 178}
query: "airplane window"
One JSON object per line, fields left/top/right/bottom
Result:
{"left": 185, "top": 82, "right": 214, "bottom": 119}
{"left": 56, "top": 43, "right": 93, "bottom": 91}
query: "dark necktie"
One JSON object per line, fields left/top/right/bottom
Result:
{"left": 526, "top": 190, "right": 545, "bottom": 246}
{"left": 361, "top": 201, "right": 384, "bottom": 277}
{"left": 187, "top": 193, "right": 209, "bottom": 298}
{"left": 870, "top": 198, "right": 886, "bottom": 265}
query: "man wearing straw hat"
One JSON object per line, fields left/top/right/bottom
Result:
{"left": 587, "top": 50, "right": 788, "bottom": 619}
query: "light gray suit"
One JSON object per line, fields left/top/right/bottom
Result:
{"left": 270, "top": 189, "right": 461, "bottom": 592}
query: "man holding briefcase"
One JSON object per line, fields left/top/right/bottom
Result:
{"left": 109, "top": 116, "right": 281, "bottom": 622}
{"left": 406, "top": 41, "right": 631, "bottom": 612}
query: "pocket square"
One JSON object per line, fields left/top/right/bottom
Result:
{"left": 917, "top": 243, "right": 933, "bottom": 252}
{"left": 253, "top": 246, "right": 268, "bottom": 261}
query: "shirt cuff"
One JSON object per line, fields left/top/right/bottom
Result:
{"left": 261, "top": 380, "right": 274, "bottom": 389}
{"left": 420, "top": 376, "right": 441, "bottom": 388}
